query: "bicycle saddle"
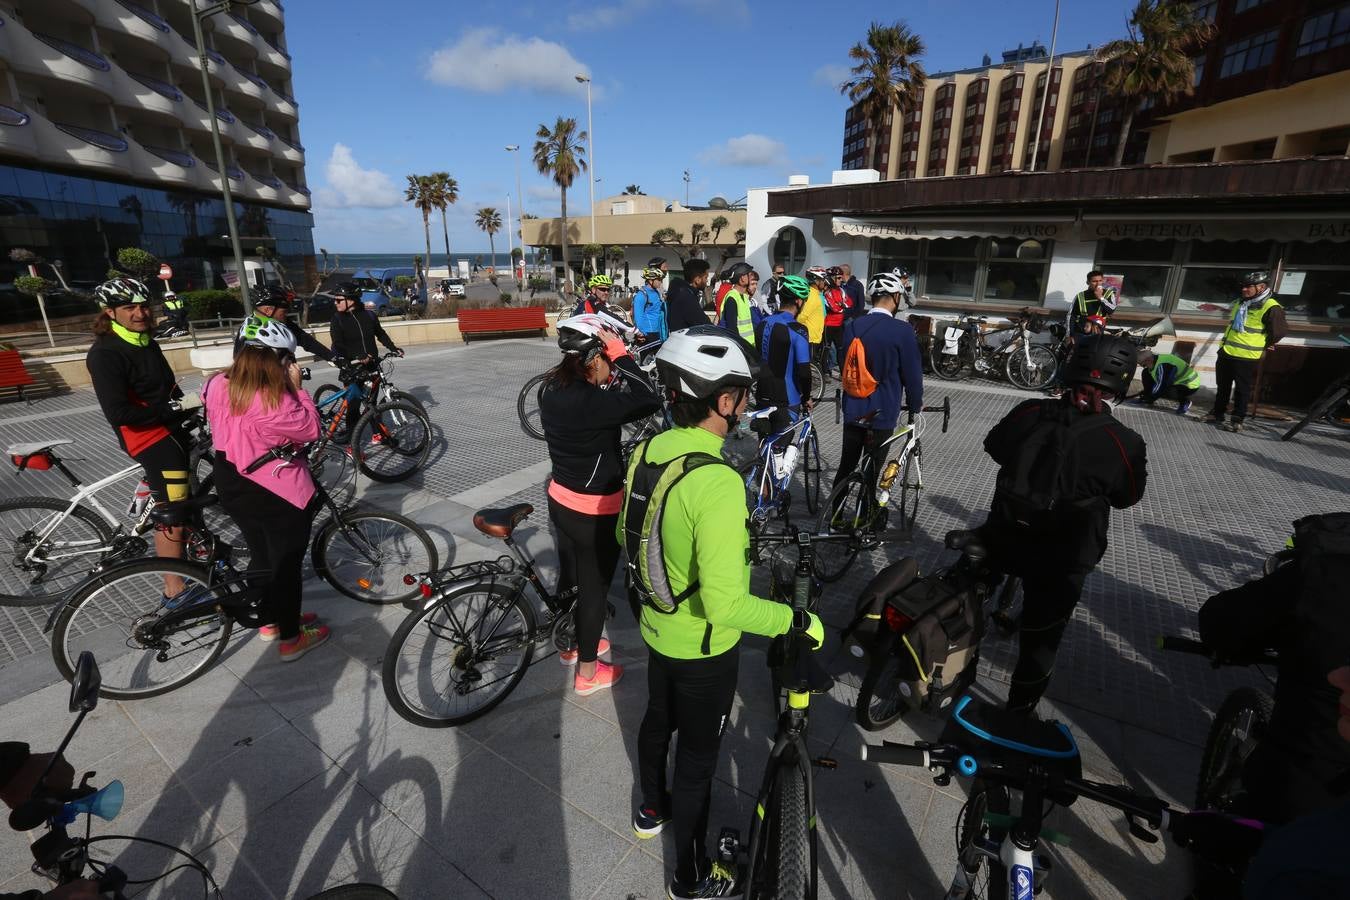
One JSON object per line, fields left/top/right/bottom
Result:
{"left": 8, "top": 439, "right": 74, "bottom": 457}
{"left": 473, "top": 503, "right": 533, "bottom": 538}
{"left": 148, "top": 494, "right": 220, "bottom": 526}
{"left": 944, "top": 530, "right": 987, "bottom": 562}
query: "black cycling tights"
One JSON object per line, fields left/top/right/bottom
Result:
{"left": 547, "top": 497, "right": 620, "bottom": 664}
{"left": 832, "top": 424, "right": 889, "bottom": 490}
{"left": 1006, "top": 571, "right": 1086, "bottom": 715}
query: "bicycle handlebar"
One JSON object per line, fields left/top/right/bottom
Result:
{"left": 1156, "top": 634, "right": 1279, "bottom": 668}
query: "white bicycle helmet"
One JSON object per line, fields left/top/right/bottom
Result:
{"left": 94, "top": 276, "right": 154, "bottom": 308}
{"left": 867, "top": 271, "right": 907, "bottom": 297}
{"left": 556, "top": 314, "right": 610, "bottom": 363}
{"left": 237, "top": 314, "right": 296, "bottom": 354}
{"left": 655, "top": 325, "right": 761, "bottom": 400}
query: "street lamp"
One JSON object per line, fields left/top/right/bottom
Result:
{"left": 1028, "top": 0, "right": 1061, "bottom": 173}
{"left": 505, "top": 144, "right": 525, "bottom": 300}
{"left": 191, "top": 0, "right": 257, "bottom": 313}
{"left": 682, "top": 169, "right": 691, "bottom": 207}
{"left": 575, "top": 73, "right": 595, "bottom": 243}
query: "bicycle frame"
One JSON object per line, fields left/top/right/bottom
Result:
{"left": 745, "top": 409, "right": 816, "bottom": 527}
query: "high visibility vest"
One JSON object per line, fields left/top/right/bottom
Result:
{"left": 1150, "top": 353, "right": 1200, "bottom": 390}
{"left": 723, "top": 290, "right": 756, "bottom": 344}
{"left": 163, "top": 296, "right": 183, "bottom": 311}
{"left": 1221, "top": 296, "right": 1280, "bottom": 360}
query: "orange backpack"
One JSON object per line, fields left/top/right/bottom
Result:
{"left": 842, "top": 335, "right": 878, "bottom": 398}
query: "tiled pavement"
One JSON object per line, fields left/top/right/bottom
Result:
{"left": 1, "top": 340, "right": 1348, "bottom": 898}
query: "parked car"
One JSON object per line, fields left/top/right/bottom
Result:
{"left": 352, "top": 266, "right": 416, "bottom": 315}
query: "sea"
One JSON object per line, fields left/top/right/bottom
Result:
{"left": 323, "top": 252, "right": 524, "bottom": 272}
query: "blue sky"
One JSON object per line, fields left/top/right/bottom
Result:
{"left": 289, "top": 0, "right": 1140, "bottom": 253}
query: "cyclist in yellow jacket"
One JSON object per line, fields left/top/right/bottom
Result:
{"left": 1206, "top": 271, "right": 1287, "bottom": 433}
{"left": 797, "top": 267, "right": 827, "bottom": 376}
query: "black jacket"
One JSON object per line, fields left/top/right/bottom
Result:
{"left": 233, "top": 317, "right": 334, "bottom": 361}
{"left": 980, "top": 398, "right": 1147, "bottom": 575}
{"left": 842, "top": 277, "right": 866, "bottom": 320}
{"left": 539, "top": 356, "right": 661, "bottom": 496}
{"left": 329, "top": 308, "right": 398, "bottom": 363}
{"left": 85, "top": 330, "right": 185, "bottom": 452}
{"left": 665, "top": 278, "right": 710, "bottom": 332}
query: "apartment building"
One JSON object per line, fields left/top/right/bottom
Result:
{"left": 0, "top": 0, "right": 314, "bottom": 323}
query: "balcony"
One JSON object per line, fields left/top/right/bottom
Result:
{"left": 110, "top": 65, "right": 183, "bottom": 121}
{"left": 256, "top": 38, "right": 290, "bottom": 74}
{"left": 224, "top": 63, "right": 267, "bottom": 104}
{"left": 175, "top": 29, "right": 227, "bottom": 84}
{"left": 198, "top": 156, "right": 246, "bottom": 194}
{"left": 0, "top": 103, "right": 39, "bottom": 160}
{"left": 135, "top": 141, "right": 199, "bottom": 189}
{"left": 7, "top": 26, "right": 114, "bottom": 97}
{"left": 252, "top": 0, "right": 285, "bottom": 28}
{"left": 270, "top": 89, "right": 298, "bottom": 122}
{"left": 275, "top": 134, "right": 303, "bottom": 164}
{"left": 281, "top": 179, "right": 310, "bottom": 209}
{"left": 212, "top": 12, "right": 260, "bottom": 58}
{"left": 29, "top": 113, "right": 131, "bottom": 176}
{"left": 247, "top": 171, "right": 283, "bottom": 202}
{"left": 98, "top": 0, "right": 172, "bottom": 49}
{"left": 235, "top": 118, "right": 274, "bottom": 153}
{"left": 183, "top": 99, "right": 241, "bottom": 143}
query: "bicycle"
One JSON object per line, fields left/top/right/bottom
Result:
{"left": 11, "top": 652, "right": 222, "bottom": 898}
{"left": 931, "top": 310, "right": 1061, "bottom": 390}
{"left": 741, "top": 406, "right": 824, "bottom": 537}
{"left": 813, "top": 397, "right": 952, "bottom": 582}
{"left": 738, "top": 528, "right": 858, "bottom": 900}
{"left": 382, "top": 502, "right": 584, "bottom": 727}
{"left": 863, "top": 695, "right": 1266, "bottom": 899}
{"left": 1281, "top": 333, "right": 1350, "bottom": 442}
{"left": 46, "top": 447, "right": 438, "bottom": 700}
{"left": 313, "top": 350, "right": 427, "bottom": 416}
{"left": 311, "top": 357, "right": 432, "bottom": 483}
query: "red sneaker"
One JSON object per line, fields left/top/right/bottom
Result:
{"left": 558, "top": 637, "right": 611, "bottom": 667}
{"left": 278, "top": 624, "right": 330, "bottom": 662}
{"left": 259, "top": 612, "right": 320, "bottom": 643}
{"left": 574, "top": 661, "right": 623, "bottom": 696}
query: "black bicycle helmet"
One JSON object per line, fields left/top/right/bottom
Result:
{"left": 257, "top": 285, "right": 292, "bottom": 309}
{"left": 1062, "top": 335, "right": 1137, "bottom": 397}
{"left": 330, "top": 283, "right": 361, "bottom": 301}
{"left": 725, "top": 261, "right": 753, "bottom": 284}
{"left": 1240, "top": 270, "right": 1271, "bottom": 287}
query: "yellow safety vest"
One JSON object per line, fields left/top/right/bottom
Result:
{"left": 1221, "top": 296, "right": 1280, "bottom": 360}
{"left": 723, "top": 289, "right": 756, "bottom": 344}
{"left": 1151, "top": 353, "right": 1201, "bottom": 390}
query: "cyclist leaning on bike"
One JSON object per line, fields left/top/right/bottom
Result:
{"left": 755, "top": 275, "right": 814, "bottom": 441}
{"left": 624, "top": 326, "right": 823, "bottom": 900}
{"left": 233, "top": 285, "right": 335, "bottom": 363}
{"left": 85, "top": 277, "right": 195, "bottom": 603}
{"left": 327, "top": 284, "right": 404, "bottom": 439}
{"left": 831, "top": 271, "right": 924, "bottom": 489}
{"left": 540, "top": 315, "right": 661, "bottom": 695}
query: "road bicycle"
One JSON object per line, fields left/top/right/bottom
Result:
{"left": 1281, "top": 333, "right": 1350, "bottom": 442}
{"left": 517, "top": 336, "right": 664, "bottom": 441}
{"left": 311, "top": 356, "right": 432, "bottom": 483}
{"left": 313, "top": 350, "right": 427, "bottom": 416}
{"left": 382, "top": 501, "right": 585, "bottom": 727}
{"left": 740, "top": 406, "right": 824, "bottom": 538}
{"left": 46, "top": 446, "right": 438, "bottom": 700}
{"left": 863, "top": 695, "right": 1266, "bottom": 899}
{"left": 813, "top": 397, "right": 952, "bottom": 582}
{"left": 931, "top": 310, "right": 1061, "bottom": 390}
{"left": 738, "top": 528, "right": 858, "bottom": 900}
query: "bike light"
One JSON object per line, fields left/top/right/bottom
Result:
{"left": 419, "top": 583, "right": 432, "bottom": 599}
{"left": 403, "top": 574, "right": 416, "bottom": 586}
{"left": 883, "top": 606, "right": 913, "bottom": 632}
{"left": 357, "top": 578, "right": 372, "bottom": 590}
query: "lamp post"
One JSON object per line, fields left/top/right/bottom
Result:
{"left": 191, "top": 0, "right": 255, "bottom": 313}
{"left": 504, "top": 192, "right": 514, "bottom": 301}
{"left": 505, "top": 144, "right": 525, "bottom": 299}
{"left": 575, "top": 74, "right": 595, "bottom": 243}
{"left": 682, "top": 169, "right": 691, "bottom": 207}
{"left": 1028, "top": 0, "right": 1061, "bottom": 173}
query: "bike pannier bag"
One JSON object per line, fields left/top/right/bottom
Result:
{"left": 843, "top": 558, "right": 920, "bottom": 658}
{"left": 887, "top": 575, "right": 986, "bottom": 715}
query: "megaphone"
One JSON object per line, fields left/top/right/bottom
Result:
{"left": 1138, "top": 316, "right": 1175, "bottom": 340}
{"left": 55, "top": 779, "right": 124, "bottom": 826}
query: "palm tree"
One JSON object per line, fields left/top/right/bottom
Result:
{"left": 430, "top": 172, "right": 458, "bottom": 277}
{"left": 404, "top": 174, "right": 436, "bottom": 290}
{"left": 623, "top": 184, "right": 643, "bottom": 195}
{"left": 532, "top": 116, "right": 587, "bottom": 292}
{"left": 841, "top": 21, "right": 927, "bottom": 174}
{"left": 1098, "top": 0, "right": 1214, "bottom": 166}
{"left": 475, "top": 207, "right": 502, "bottom": 278}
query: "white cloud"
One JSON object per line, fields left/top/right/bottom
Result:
{"left": 426, "top": 28, "right": 590, "bottom": 96}
{"left": 566, "top": 0, "right": 745, "bottom": 30}
{"left": 814, "top": 63, "right": 851, "bottom": 89}
{"left": 700, "top": 134, "right": 789, "bottom": 168}
{"left": 312, "top": 144, "right": 401, "bottom": 209}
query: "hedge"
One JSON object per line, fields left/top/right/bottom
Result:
{"left": 180, "top": 289, "right": 243, "bottom": 321}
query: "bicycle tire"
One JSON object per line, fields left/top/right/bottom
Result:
{"left": 769, "top": 762, "right": 810, "bottom": 900}
{"left": 855, "top": 630, "right": 906, "bottom": 731}
{"left": 313, "top": 383, "right": 342, "bottom": 409}
{"left": 955, "top": 781, "right": 1009, "bottom": 900}
{"left": 382, "top": 581, "right": 536, "bottom": 727}
{"left": 308, "top": 441, "right": 356, "bottom": 502}
{"left": 1006, "top": 343, "right": 1058, "bottom": 391}
{"left": 387, "top": 388, "right": 428, "bottom": 416}
{"left": 312, "top": 510, "right": 438, "bottom": 604}
{"left": 813, "top": 474, "right": 865, "bottom": 582}
{"left": 304, "top": 886, "right": 398, "bottom": 900}
{"left": 896, "top": 449, "right": 920, "bottom": 535}
{"left": 801, "top": 430, "right": 822, "bottom": 516}
{"left": 808, "top": 363, "right": 826, "bottom": 403}
{"left": 1195, "top": 686, "right": 1274, "bottom": 811}
{"left": 0, "top": 496, "right": 115, "bottom": 606}
{"left": 1281, "top": 378, "right": 1350, "bottom": 442}
{"left": 930, "top": 333, "right": 968, "bottom": 380}
{"left": 517, "top": 372, "right": 548, "bottom": 440}
{"left": 352, "top": 400, "right": 431, "bottom": 483}
{"left": 51, "top": 559, "right": 232, "bottom": 700}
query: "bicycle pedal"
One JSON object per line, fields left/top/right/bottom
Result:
{"left": 812, "top": 756, "right": 837, "bottom": 770}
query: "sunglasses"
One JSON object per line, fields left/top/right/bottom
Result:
{"left": 594, "top": 287, "right": 612, "bottom": 293}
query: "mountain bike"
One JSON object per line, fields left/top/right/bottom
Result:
{"left": 46, "top": 451, "right": 437, "bottom": 700}
{"left": 814, "top": 397, "right": 952, "bottom": 582}
{"left": 1281, "top": 333, "right": 1350, "bottom": 442}
{"left": 741, "top": 406, "right": 824, "bottom": 538}
{"left": 863, "top": 695, "right": 1266, "bottom": 899}
{"left": 382, "top": 502, "right": 585, "bottom": 727}
{"left": 739, "top": 529, "right": 858, "bottom": 900}
{"left": 12, "top": 652, "right": 222, "bottom": 898}
{"left": 931, "top": 311, "right": 1061, "bottom": 390}
{"left": 311, "top": 358, "right": 432, "bottom": 483}
{"left": 517, "top": 336, "right": 663, "bottom": 440}
{"left": 313, "top": 351, "right": 427, "bottom": 416}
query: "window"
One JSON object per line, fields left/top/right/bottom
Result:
{"left": 925, "top": 238, "right": 979, "bottom": 299}
{"left": 1296, "top": 5, "right": 1350, "bottom": 57}
{"left": 1219, "top": 29, "right": 1279, "bottom": 78}
{"left": 1192, "top": 56, "right": 1206, "bottom": 86}
{"left": 868, "top": 238, "right": 919, "bottom": 285}
{"left": 1279, "top": 241, "right": 1350, "bottom": 321}
{"left": 771, "top": 226, "right": 807, "bottom": 273}
{"left": 1191, "top": 0, "right": 1217, "bottom": 22}
{"left": 1176, "top": 240, "right": 1276, "bottom": 315}
{"left": 984, "top": 237, "right": 1053, "bottom": 303}
{"left": 1095, "top": 240, "right": 1176, "bottom": 312}
{"left": 1234, "top": 0, "right": 1269, "bottom": 12}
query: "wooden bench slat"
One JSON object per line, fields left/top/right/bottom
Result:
{"left": 0, "top": 350, "right": 36, "bottom": 388}
{"left": 457, "top": 307, "right": 549, "bottom": 342}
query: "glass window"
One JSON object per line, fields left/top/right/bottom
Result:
{"left": 771, "top": 226, "right": 807, "bottom": 273}
{"left": 1296, "top": 5, "right": 1350, "bottom": 57}
{"left": 1101, "top": 266, "right": 1168, "bottom": 311}
{"left": 1278, "top": 269, "right": 1350, "bottom": 321}
{"left": 1285, "top": 240, "right": 1343, "bottom": 266}
{"left": 1176, "top": 268, "right": 1246, "bottom": 315}
{"left": 1192, "top": 0, "right": 1218, "bottom": 21}
{"left": 1219, "top": 29, "right": 1279, "bottom": 78}
{"left": 924, "top": 238, "right": 979, "bottom": 299}
{"left": 1098, "top": 239, "right": 1176, "bottom": 263}
{"left": 867, "top": 238, "right": 919, "bottom": 281}
{"left": 1234, "top": 0, "right": 1269, "bottom": 11}
{"left": 1187, "top": 239, "right": 1274, "bottom": 265}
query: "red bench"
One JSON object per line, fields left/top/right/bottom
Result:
{"left": 0, "top": 349, "right": 36, "bottom": 403}
{"left": 457, "top": 306, "right": 548, "bottom": 343}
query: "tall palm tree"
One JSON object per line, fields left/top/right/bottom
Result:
{"left": 430, "top": 172, "right": 458, "bottom": 277}
{"left": 623, "top": 184, "right": 642, "bottom": 195}
{"left": 841, "top": 21, "right": 927, "bottom": 174}
{"left": 1098, "top": 0, "right": 1214, "bottom": 166}
{"left": 475, "top": 207, "right": 502, "bottom": 277}
{"left": 532, "top": 116, "right": 587, "bottom": 291}
{"left": 404, "top": 174, "right": 436, "bottom": 290}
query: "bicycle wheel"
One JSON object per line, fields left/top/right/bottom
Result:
{"left": 517, "top": 372, "right": 548, "bottom": 440}
{"left": 855, "top": 631, "right": 907, "bottom": 731}
{"left": 312, "top": 510, "right": 438, "bottom": 604}
{"left": 769, "top": 761, "right": 810, "bottom": 900}
{"left": 813, "top": 474, "right": 866, "bottom": 582}
{"left": 313, "top": 383, "right": 342, "bottom": 408}
{"left": 800, "top": 431, "right": 822, "bottom": 516}
{"left": 954, "top": 781, "right": 1010, "bottom": 900}
{"left": 1282, "top": 378, "right": 1350, "bottom": 442}
{"left": 1006, "top": 343, "right": 1058, "bottom": 391}
{"left": 51, "top": 559, "right": 232, "bottom": 700}
{"left": 1195, "top": 687, "right": 1274, "bottom": 811}
{"left": 930, "top": 335, "right": 968, "bottom": 380}
{"left": 304, "top": 887, "right": 398, "bottom": 900}
{"left": 895, "top": 450, "right": 921, "bottom": 536}
{"left": 0, "top": 497, "right": 114, "bottom": 606}
{"left": 352, "top": 400, "right": 431, "bottom": 483}
{"left": 388, "top": 388, "right": 428, "bottom": 416}
{"left": 308, "top": 441, "right": 356, "bottom": 503}
{"left": 809, "top": 363, "right": 826, "bottom": 403}
{"left": 382, "top": 581, "right": 536, "bottom": 727}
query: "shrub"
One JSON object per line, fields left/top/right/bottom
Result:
{"left": 499, "top": 291, "right": 513, "bottom": 304}
{"left": 528, "top": 275, "right": 551, "bottom": 292}
{"left": 180, "top": 289, "right": 243, "bottom": 321}
{"left": 14, "top": 275, "right": 55, "bottom": 296}
{"left": 115, "top": 248, "right": 159, "bottom": 281}
{"left": 426, "top": 298, "right": 460, "bottom": 318}
{"left": 394, "top": 275, "right": 415, "bottom": 291}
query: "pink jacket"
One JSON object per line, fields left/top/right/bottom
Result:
{"left": 204, "top": 375, "right": 321, "bottom": 509}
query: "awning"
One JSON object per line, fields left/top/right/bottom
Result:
{"left": 832, "top": 216, "right": 1076, "bottom": 241}
{"left": 835, "top": 214, "right": 1350, "bottom": 243}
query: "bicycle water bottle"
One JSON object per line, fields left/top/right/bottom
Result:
{"left": 875, "top": 460, "right": 900, "bottom": 508}
{"left": 127, "top": 480, "right": 151, "bottom": 519}
{"left": 774, "top": 445, "right": 800, "bottom": 481}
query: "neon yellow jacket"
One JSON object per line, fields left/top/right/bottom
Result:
{"left": 797, "top": 286, "right": 825, "bottom": 343}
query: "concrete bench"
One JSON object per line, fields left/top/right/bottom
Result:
{"left": 0, "top": 350, "right": 37, "bottom": 403}
{"left": 458, "top": 306, "right": 548, "bottom": 343}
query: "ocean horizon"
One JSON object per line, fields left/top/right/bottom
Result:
{"left": 322, "top": 252, "right": 531, "bottom": 271}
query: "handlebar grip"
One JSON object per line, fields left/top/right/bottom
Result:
{"left": 863, "top": 742, "right": 933, "bottom": 767}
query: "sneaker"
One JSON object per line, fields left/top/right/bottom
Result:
{"left": 161, "top": 583, "right": 211, "bottom": 610}
{"left": 1128, "top": 396, "right": 1148, "bottom": 406}
{"left": 668, "top": 862, "right": 741, "bottom": 900}
{"left": 1204, "top": 413, "right": 1223, "bottom": 426}
{"left": 1224, "top": 421, "right": 1244, "bottom": 433}
{"left": 278, "top": 624, "right": 330, "bottom": 662}
{"left": 259, "top": 612, "right": 320, "bottom": 642}
{"left": 559, "top": 637, "right": 611, "bottom": 666}
{"left": 1176, "top": 400, "right": 1193, "bottom": 416}
{"left": 574, "top": 660, "right": 623, "bottom": 696}
{"left": 632, "top": 804, "right": 671, "bottom": 839}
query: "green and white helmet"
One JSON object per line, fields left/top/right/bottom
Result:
{"left": 237, "top": 314, "right": 296, "bottom": 354}
{"left": 94, "top": 276, "right": 154, "bottom": 309}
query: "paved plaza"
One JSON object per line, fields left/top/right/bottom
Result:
{"left": 1, "top": 339, "right": 1347, "bottom": 899}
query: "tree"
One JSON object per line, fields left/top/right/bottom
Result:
{"left": 1097, "top": 0, "right": 1214, "bottom": 166}
{"left": 114, "top": 247, "right": 159, "bottom": 281}
{"left": 623, "top": 184, "right": 643, "bottom": 195}
{"left": 709, "top": 215, "right": 730, "bottom": 243}
{"left": 841, "top": 21, "right": 927, "bottom": 174}
{"left": 533, "top": 116, "right": 587, "bottom": 291}
{"left": 606, "top": 245, "right": 624, "bottom": 279}
{"left": 475, "top": 207, "right": 502, "bottom": 283}
{"left": 430, "top": 172, "right": 459, "bottom": 277}
{"left": 404, "top": 174, "right": 436, "bottom": 290}
{"left": 581, "top": 242, "right": 603, "bottom": 278}
{"left": 650, "top": 223, "right": 709, "bottom": 263}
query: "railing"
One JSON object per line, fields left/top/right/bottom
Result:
{"left": 0, "top": 104, "right": 30, "bottom": 127}
{"left": 278, "top": 135, "right": 304, "bottom": 152}
{"left": 227, "top": 12, "right": 258, "bottom": 35}
{"left": 191, "top": 100, "right": 235, "bottom": 124}
{"left": 252, "top": 173, "right": 282, "bottom": 188}
{"left": 243, "top": 120, "right": 275, "bottom": 139}
{"left": 178, "top": 31, "right": 226, "bottom": 65}
{"left": 273, "top": 88, "right": 297, "bottom": 105}
{"left": 261, "top": 35, "right": 291, "bottom": 60}
{"left": 141, "top": 144, "right": 195, "bottom": 167}
{"left": 282, "top": 180, "right": 310, "bottom": 196}
{"left": 232, "top": 64, "right": 271, "bottom": 91}
{"left": 113, "top": 0, "right": 170, "bottom": 33}
{"left": 200, "top": 159, "right": 244, "bottom": 180}
{"left": 54, "top": 123, "right": 129, "bottom": 152}
{"left": 32, "top": 33, "right": 111, "bottom": 72}
{"left": 127, "top": 71, "right": 183, "bottom": 101}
